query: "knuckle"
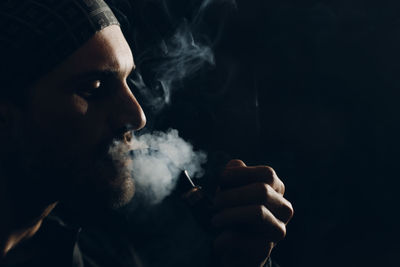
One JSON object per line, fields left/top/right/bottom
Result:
{"left": 226, "top": 159, "right": 246, "bottom": 169}
{"left": 254, "top": 205, "right": 267, "bottom": 223}
{"left": 282, "top": 201, "right": 294, "bottom": 222}
{"left": 256, "top": 183, "right": 271, "bottom": 203}
{"left": 273, "top": 223, "right": 287, "bottom": 241}
{"left": 287, "top": 201, "right": 294, "bottom": 219}
{"left": 280, "top": 181, "right": 286, "bottom": 194}
{"left": 261, "top": 166, "right": 275, "bottom": 179}
{"left": 228, "top": 159, "right": 243, "bottom": 165}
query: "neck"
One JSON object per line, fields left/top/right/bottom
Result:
{"left": 0, "top": 175, "right": 57, "bottom": 258}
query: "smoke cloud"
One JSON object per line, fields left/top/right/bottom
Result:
{"left": 129, "top": 0, "right": 237, "bottom": 113}
{"left": 113, "top": 0, "right": 237, "bottom": 204}
{"left": 109, "top": 129, "right": 207, "bottom": 205}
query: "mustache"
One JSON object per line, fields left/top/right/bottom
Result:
{"left": 97, "top": 126, "right": 134, "bottom": 160}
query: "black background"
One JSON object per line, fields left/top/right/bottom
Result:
{"left": 107, "top": 0, "right": 400, "bottom": 266}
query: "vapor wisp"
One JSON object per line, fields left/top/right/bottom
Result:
{"left": 109, "top": 129, "right": 207, "bottom": 205}
{"left": 130, "top": 22, "right": 215, "bottom": 114}
{"left": 127, "top": 0, "right": 240, "bottom": 114}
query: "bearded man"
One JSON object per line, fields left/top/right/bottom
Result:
{"left": 0, "top": 1, "right": 293, "bottom": 266}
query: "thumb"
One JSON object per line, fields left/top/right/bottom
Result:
{"left": 225, "top": 159, "right": 247, "bottom": 169}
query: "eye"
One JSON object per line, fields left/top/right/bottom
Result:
{"left": 91, "top": 80, "right": 101, "bottom": 89}
{"left": 77, "top": 79, "right": 104, "bottom": 99}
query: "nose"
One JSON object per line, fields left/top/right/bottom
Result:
{"left": 109, "top": 81, "right": 147, "bottom": 133}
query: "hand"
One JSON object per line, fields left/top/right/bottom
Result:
{"left": 212, "top": 160, "right": 294, "bottom": 267}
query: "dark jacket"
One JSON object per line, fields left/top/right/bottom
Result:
{"left": 1, "top": 216, "right": 278, "bottom": 267}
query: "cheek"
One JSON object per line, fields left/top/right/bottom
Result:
{"left": 71, "top": 94, "right": 89, "bottom": 115}
{"left": 29, "top": 94, "right": 103, "bottom": 155}
{"left": 31, "top": 92, "right": 88, "bottom": 124}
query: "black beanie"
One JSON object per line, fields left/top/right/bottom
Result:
{"left": 0, "top": 0, "right": 120, "bottom": 100}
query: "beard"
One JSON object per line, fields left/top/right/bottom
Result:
{"left": 2, "top": 127, "right": 136, "bottom": 226}
{"left": 67, "top": 139, "right": 136, "bottom": 210}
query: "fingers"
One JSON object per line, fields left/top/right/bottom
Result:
{"left": 221, "top": 163, "right": 285, "bottom": 194}
{"left": 214, "top": 230, "right": 273, "bottom": 267}
{"left": 214, "top": 183, "right": 294, "bottom": 223}
{"left": 213, "top": 160, "right": 293, "bottom": 267}
{"left": 212, "top": 205, "right": 287, "bottom": 242}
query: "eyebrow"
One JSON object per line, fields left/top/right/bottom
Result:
{"left": 66, "top": 65, "right": 135, "bottom": 85}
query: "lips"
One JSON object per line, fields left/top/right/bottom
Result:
{"left": 96, "top": 136, "right": 127, "bottom": 161}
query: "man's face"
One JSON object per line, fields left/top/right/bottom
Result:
{"left": 7, "top": 25, "right": 146, "bottom": 212}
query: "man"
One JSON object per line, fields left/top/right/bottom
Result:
{"left": 0, "top": 0, "right": 293, "bottom": 266}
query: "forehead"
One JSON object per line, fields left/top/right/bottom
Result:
{"left": 70, "top": 25, "right": 134, "bottom": 73}
{"left": 38, "top": 25, "right": 134, "bottom": 85}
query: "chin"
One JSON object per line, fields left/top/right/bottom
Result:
{"left": 58, "top": 175, "right": 135, "bottom": 225}
{"left": 89, "top": 156, "right": 136, "bottom": 209}
{"left": 60, "top": 156, "right": 136, "bottom": 219}
{"left": 106, "top": 174, "right": 135, "bottom": 209}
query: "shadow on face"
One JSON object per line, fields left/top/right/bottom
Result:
{"left": 2, "top": 25, "right": 147, "bottom": 217}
